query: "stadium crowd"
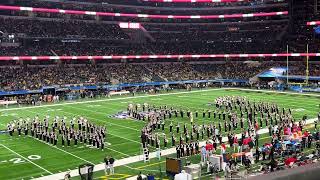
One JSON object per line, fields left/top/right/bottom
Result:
{"left": 0, "top": 64, "right": 151, "bottom": 91}
{"left": 0, "top": 62, "right": 272, "bottom": 91}
{"left": 0, "top": 61, "right": 319, "bottom": 91}
{"left": 0, "top": 18, "right": 128, "bottom": 40}
{"left": 0, "top": 41, "right": 289, "bottom": 56}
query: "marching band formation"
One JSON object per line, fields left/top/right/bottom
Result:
{"left": 7, "top": 115, "right": 106, "bottom": 150}
{"left": 129, "top": 96, "right": 314, "bottom": 158}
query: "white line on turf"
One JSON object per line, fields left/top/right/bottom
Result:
{"left": 107, "top": 133, "right": 140, "bottom": 144}
{"left": 107, "top": 147, "right": 130, "bottom": 157}
{"left": 0, "top": 144, "right": 53, "bottom": 175}
{"left": 124, "top": 165, "right": 165, "bottom": 173}
{"left": 30, "top": 136, "right": 95, "bottom": 165}
{"left": 50, "top": 106, "right": 140, "bottom": 132}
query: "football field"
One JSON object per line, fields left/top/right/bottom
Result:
{"left": 0, "top": 88, "right": 319, "bottom": 180}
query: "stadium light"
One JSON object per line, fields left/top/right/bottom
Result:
{"left": 0, "top": 53, "right": 318, "bottom": 61}
{"left": 0, "top": 5, "right": 288, "bottom": 20}
{"left": 119, "top": 22, "right": 141, "bottom": 29}
{"left": 307, "top": 21, "right": 320, "bottom": 26}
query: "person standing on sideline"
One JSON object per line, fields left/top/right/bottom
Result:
{"left": 104, "top": 156, "right": 110, "bottom": 175}
{"left": 109, "top": 156, "right": 115, "bottom": 175}
{"left": 201, "top": 146, "right": 207, "bottom": 163}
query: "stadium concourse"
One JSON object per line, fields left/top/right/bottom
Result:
{"left": 1, "top": 0, "right": 320, "bottom": 179}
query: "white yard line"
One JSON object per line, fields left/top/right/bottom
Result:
{"left": 123, "top": 164, "right": 164, "bottom": 173}
{"left": 107, "top": 147, "right": 130, "bottom": 157}
{"left": 0, "top": 144, "right": 53, "bottom": 175}
{"left": 30, "top": 136, "right": 95, "bottom": 165}
{"left": 50, "top": 106, "right": 140, "bottom": 132}
{"left": 35, "top": 117, "right": 318, "bottom": 180}
{"left": 107, "top": 133, "right": 141, "bottom": 144}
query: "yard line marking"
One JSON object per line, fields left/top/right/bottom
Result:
{"left": 124, "top": 164, "right": 165, "bottom": 173}
{"left": 107, "top": 147, "right": 130, "bottom": 157}
{"left": 110, "top": 142, "right": 135, "bottom": 147}
{"left": 53, "top": 106, "right": 140, "bottom": 132}
{"left": 0, "top": 144, "right": 53, "bottom": 174}
{"left": 0, "top": 88, "right": 223, "bottom": 112}
{"left": 136, "top": 160, "right": 165, "bottom": 169}
{"left": 30, "top": 136, "right": 95, "bottom": 165}
{"left": 27, "top": 106, "right": 141, "bottom": 133}
{"left": 107, "top": 133, "right": 140, "bottom": 144}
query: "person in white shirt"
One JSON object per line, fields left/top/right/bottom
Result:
{"left": 174, "top": 170, "right": 192, "bottom": 180}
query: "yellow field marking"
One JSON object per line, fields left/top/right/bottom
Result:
{"left": 136, "top": 160, "right": 166, "bottom": 169}
{"left": 99, "top": 173, "right": 131, "bottom": 180}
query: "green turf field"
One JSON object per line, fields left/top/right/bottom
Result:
{"left": 0, "top": 88, "right": 319, "bottom": 180}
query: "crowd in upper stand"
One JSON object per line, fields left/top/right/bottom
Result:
{"left": 0, "top": 18, "right": 129, "bottom": 40}
{"left": 0, "top": 64, "right": 150, "bottom": 91}
{"left": 0, "top": 40, "right": 289, "bottom": 56}
{"left": 0, "top": 16, "right": 287, "bottom": 42}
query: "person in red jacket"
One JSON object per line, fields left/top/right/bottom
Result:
{"left": 285, "top": 156, "right": 297, "bottom": 167}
